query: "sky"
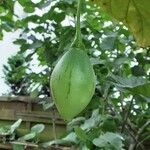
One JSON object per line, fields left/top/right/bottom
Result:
{"left": 0, "top": 31, "right": 20, "bottom": 95}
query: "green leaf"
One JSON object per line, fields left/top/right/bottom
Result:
{"left": 109, "top": 74, "right": 150, "bottom": 97}
{"left": 81, "top": 109, "right": 101, "bottom": 130}
{"left": 0, "top": 31, "right": 3, "bottom": 40}
{"left": 19, "top": 132, "right": 36, "bottom": 141}
{"left": 131, "top": 65, "right": 145, "bottom": 76}
{"left": 0, "top": 119, "right": 22, "bottom": 137}
{"left": 41, "top": 101, "right": 54, "bottom": 110}
{"left": 101, "top": 115, "right": 117, "bottom": 132}
{"left": 109, "top": 74, "right": 147, "bottom": 88}
{"left": 87, "top": 128, "right": 101, "bottom": 141}
{"left": 81, "top": 144, "right": 90, "bottom": 150}
{"left": 20, "top": 41, "right": 43, "bottom": 52}
{"left": 140, "top": 95, "right": 150, "bottom": 103}
{"left": 0, "top": 126, "right": 11, "bottom": 135}
{"left": 62, "top": 132, "right": 78, "bottom": 143}
{"left": 0, "top": 6, "right": 5, "bottom": 13}
{"left": 67, "top": 117, "right": 85, "bottom": 131}
{"left": 93, "top": 132, "right": 124, "bottom": 150}
{"left": 1, "top": 23, "right": 12, "bottom": 32}
{"left": 13, "top": 39, "right": 26, "bottom": 45}
{"left": 42, "top": 139, "right": 66, "bottom": 148}
{"left": 42, "top": 132, "right": 78, "bottom": 148}
{"left": 130, "top": 83, "right": 150, "bottom": 97}
{"left": 113, "top": 57, "right": 129, "bottom": 67}
{"left": 91, "top": 0, "right": 150, "bottom": 47}
{"left": 100, "top": 32, "right": 116, "bottom": 50}
{"left": 13, "top": 144, "right": 24, "bottom": 150}
{"left": 75, "top": 127, "right": 88, "bottom": 142}
{"left": 24, "top": 6, "right": 35, "bottom": 13}
{"left": 58, "top": 27, "right": 74, "bottom": 52}
{"left": 10, "top": 119, "right": 22, "bottom": 134}
{"left": 63, "top": 0, "right": 77, "bottom": 5}
{"left": 86, "top": 15, "right": 102, "bottom": 30}
{"left": 31, "top": 124, "right": 45, "bottom": 134}
{"left": 90, "top": 58, "right": 105, "bottom": 65}
{"left": 19, "top": 124, "right": 45, "bottom": 141}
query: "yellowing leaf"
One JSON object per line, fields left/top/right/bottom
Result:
{"left": 91, "top": 0, "right": 150, "bottom": 47}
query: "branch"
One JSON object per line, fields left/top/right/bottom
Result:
{"left": 10, "top": 141, "right": 38, "bottom": 147}
{"left": 137, "top": 120, "right": 150, "bottom": 137}
{"left": 125, "top": 126, "right": 145, "bottom": 150}
{"left": 121, "top": 97, "right": 134, "bottom": 133}
{"left": 129, "top": 120, "right": 150, "bottom": 150}
{"left": 136, "top": 135, "right": 150, "bottom": 149}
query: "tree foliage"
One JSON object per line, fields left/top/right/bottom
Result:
{"left": 0, "top": 0, "right": 15, "bottom": 39}
{"left": 91, "top": 0, "right": 150, "bottom": 47}
{"left": 3, "top": 53, "right": 30, "bottom": 95}
{"left": 1, "top": 0, "right": 150, "bottom": 149}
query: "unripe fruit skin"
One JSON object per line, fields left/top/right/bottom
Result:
{"left": 50, "top": 48, "right": 96, "bottom": 121}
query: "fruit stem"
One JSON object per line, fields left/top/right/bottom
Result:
{"left": 71, "top": 0, "right": 85, "bottom": 49}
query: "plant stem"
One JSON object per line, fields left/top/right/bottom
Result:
{"left": 135, "top": 120, "right": 150, "bottom": 148}
{"left": 52, "top": 108, "right": 57, "bottom": 140}
{"left": 121, "top": 97, "right": 134, "bottom": 133}
{"left": 126, "top": 122, "right": 145, "bottom": 150}
{"left": 102, "top": 98, "right": 105, "bottom": 115}
{"left": 71, "top": 0, "right": 85, "bottom": 49}
{"left": 136, "top": 135, "right": 150, "bottom": 149}
{"left": 129, "top": 120, "right": 150, "bottom": 150}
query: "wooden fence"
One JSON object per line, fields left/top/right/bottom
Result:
{"left": 0, "top": 96, "right": 67, "bottom": 149}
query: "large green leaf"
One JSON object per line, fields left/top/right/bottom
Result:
{"left": 91, "top": 0, "right": 150, "bottom": 47}
{"left": 109, "top": 74, "right": 150, "bottom": 97}
{"left": 93, "top": 132, "right": 124, "bottom": 150}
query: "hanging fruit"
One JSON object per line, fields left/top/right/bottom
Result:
{"left": 50, "top": 0, "right": 96, "bottom": 121}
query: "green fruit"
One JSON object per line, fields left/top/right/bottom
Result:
{"left": 50, "top": 48, "right": 96, "bottom": 121}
